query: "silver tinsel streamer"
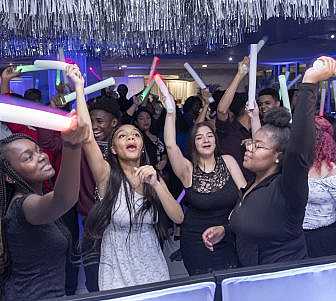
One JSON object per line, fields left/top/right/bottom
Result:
{"left": 0, "top": 0, "right": 334, "bottom": 58}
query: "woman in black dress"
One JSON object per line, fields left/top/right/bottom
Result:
{"left": 164, "top": 98, "right": 246, "bottom": 275}
{"left": 203, "top": 56, "right": 336, "bottom": 266}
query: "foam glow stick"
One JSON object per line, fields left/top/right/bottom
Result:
{"left": 332, "top": 80, "right": 336, "bottom": 102}
{"left": 58, "top": 47, "right": 69, "bottom": 84}
{"left": 140, "top": 80, "right": 155, "bottom": 101}
{"left": 34, "top": 60, "right": 69, "bottom": 71}
{"left": 64, "top": 77, "right": 116, "bottom": 103}
{"left": 184, "top": 63, "right": 215, "bottom": 103}
{"left": 56, "top": 70, "right": 61, "bottom": 86}
{"left": 287, "top": 74, "right": 302, "bottom": 89}
{"left": 15, "top": 65, "right": 45, "bottom": 73}
{"left": 278, "top": 75, "right": 292, "bottom": 116}
{"left": 247, "top": 44, "right": 258, "bottom": 110}
{"left": 148, "top": 56, "right": 160, "bottom": 84}
{"left": 285, "top": 71, "right": 290, "bottom": 82}
{"left": 154, "top": 74, "right": 175, "bottom": 113}
{"left": 0, "top": 96, "right": 72, "bottom": 131}
{"left": 257, "top": 36, "right": 268, "bottom": 53}
{"left": 319, "top": 81, "right": 327, "bottom": 116}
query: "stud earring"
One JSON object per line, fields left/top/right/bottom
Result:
{"left": 275, "top": 159, "right": 279, "bottom": 164}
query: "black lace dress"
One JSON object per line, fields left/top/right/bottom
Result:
{"left": 181, "top": 156, "right": 239, "bottom": 275}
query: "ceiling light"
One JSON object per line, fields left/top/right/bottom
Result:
{"left": 331, "top": 34, "right": 335, "bottom": 39}
{"left": 228, "top": 57, "right": 233, "bottom": 61}
{"left": 202, "top": 64, "right": 208, "bottom": 68}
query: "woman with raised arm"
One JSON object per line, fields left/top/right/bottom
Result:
{"left": 164, "top": 94, "right": 246, "bottom": 275}
{"left": 73, "top": 65, "right": 183, "bottom": 290}
{"left": 203, "top": 57, "right": 336, "bottom": 266}
{"left": 0, "top": 66, "right": 90, "bottom": 300}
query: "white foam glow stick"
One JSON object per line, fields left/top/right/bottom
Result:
{"left": 332, "top": 80, "right": 336, "bottom": 102}
{"left": 15, "top": 65, "right": 46, "bottom": 73}
{"left": 278, "top": 75, "right": 292, "bottom": 117}
{"left": 154, "top": 74, "right": 175, "bottom": 113}
{"left": 319, "top": 82, "right": 327, "bottom": 116}
{"left": 184, "top": 63, "right": 215, "bottom": 103}
{"left": 287, "top": 74, "right": 302, "bottom": 89}
{"left": 257, "top": 36, "right": 268, "bottom": 53}
{"left": 34, "top": 60, "right": 69, "bottom": 71}
{"left": 63, "top": 77, "right": 116, "bottom": 103}
{"left": 247, "top": 44, "right": 258, "bottom": 110}
{"left": 0, "top": 99, "right": 72, "bottom": 131}
{"left": 285, "top": 71, "right": 290, "bottom": 82}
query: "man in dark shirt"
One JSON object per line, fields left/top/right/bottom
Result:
{"left": 117, "top": 84, "right": 133, "bottom": 112}
{"left": 216, "top": 57, "right": 255, "bottom": 183}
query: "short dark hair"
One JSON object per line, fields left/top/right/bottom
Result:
{"left": 258, "top": 88, "right": 280, "bottom": 103}
{"left": 24, "top": 89, "right": 42, "bottom": 102}
{"left": 88, "top": 95, "right": 121, "bottom": 119}
{"left": 230, "top": 93, "right": 247, "bottom": 117}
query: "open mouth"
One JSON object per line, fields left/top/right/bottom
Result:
{"left": 126, "top": 143, "right": 138, "bottom": 152}
{"left": 93, "top": 131, "right": 104, "bottom": 138}
{"left": 202, "top": 144, "right": 212, "bottom": 149}
{"left": 41, "top": 163, "right": 53, "bottom": 172}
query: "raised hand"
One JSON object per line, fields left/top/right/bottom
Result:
{"left": 238, "top": 56, "right": 250, "bottom": 77}
{"left": 201, "top": 88, "right": 211, "bottom": 106}
{"left": 303, "top": 56, "right": 336, "bottom": 84}
{"left": 202, "top": 226, "right": 225, "bottom": 251}
{"left": 65, "top": 64, "right": 85, "bottom": 91}
{"left": 61, "top": 110, "right": 90, "bottom": 146}
{"left": 135, "top": 165, "right": 159, "bottom": 187}
{"left": 1, "top": 66, "right": 21, "bottom": 81}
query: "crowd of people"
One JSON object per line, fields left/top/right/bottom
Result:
{"left": 0, "top": 55, "right": 336, "bottom": 301}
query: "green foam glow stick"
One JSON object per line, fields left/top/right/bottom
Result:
{"left": 16, "top": 65, "right": 45, "bottom": 73}
{"left": 140, "top": 80, "right": 155, "bottom": 101}
{"left": 56, "top": 70, "right": 61, "bottom": 86}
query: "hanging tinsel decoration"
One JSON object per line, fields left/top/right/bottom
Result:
{"left": 0, "top": 0, "right": 334, "bottom": 58}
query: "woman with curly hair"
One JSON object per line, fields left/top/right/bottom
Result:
{"left": 303, "top": 116, "right": 336, "bottom": 258}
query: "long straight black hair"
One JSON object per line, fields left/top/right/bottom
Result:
{"left": 84, "top": 124, "right": 169, "bottom": 246}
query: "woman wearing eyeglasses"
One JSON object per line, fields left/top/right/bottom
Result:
{"left": 203, "top": 57, "right": 336, "bottom": 266}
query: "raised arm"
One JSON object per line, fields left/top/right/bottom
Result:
{"left": 22, "top": 70, "right": 90, "bottom": 225}
{"left": 281, "top": 57, "right": 336, "bottom": 209}
{"left": 164, "top": 109, "right": 192, "bottom": 187}
{"left": 217, "top": 57, "right": 249, "bottom": 121}
{"left": 247, "top": 100, "right": 261, "bottom": 138}
{"left": 195, "top": 89, "right": 211, "bottom": 124}
{"left": 0, "top": 66, "right": 20, "bottom": 94}
{"left": 68, "top": 66, "right": 111, "bottom": 196}
{"left": 136, "top": 166, "right": 184, "bottom": 224}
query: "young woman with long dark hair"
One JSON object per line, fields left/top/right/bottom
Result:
{"left": 164, "top": 100, "right": 246, "bottom": 275}
{"left": 73, "top": 65, "right": 184, "bottom": 290}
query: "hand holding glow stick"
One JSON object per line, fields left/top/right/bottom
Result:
{"left": 278, "top": 75, "right": 292, "bottom": 117}
{"left": 34, "top": 60, "right": 70, "bottom": 71}
{"left": 0, "top": 96, "right": 72, "bottom": 131}
{"left": 184, "top": 63, "right": 215, "bottom": 103}
{"left": 247, "top": 44, "right": 258, "bottom": 110}
{"left": 154, "top": 74, "right": 175, "bottom": 113}
{"left": 287, "top": 74, "right": 302, "bottom": 89}
{"left": 140, "top": 80, "right": 155, "bottom": 102}
{"left": 63, "top": 77, "right": 116, "bottom": 103}
{"left": 313, "top": 59, "right": 336, "bottom": 75}
{"left": 319, "top": 81, "right": 327, "bottom": 116}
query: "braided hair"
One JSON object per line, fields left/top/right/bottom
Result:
{"left": 0, "top": 134, "right": 71, "bottom": 283}
{"left": 0, "top": 134, "right": 36, "bottom": 287}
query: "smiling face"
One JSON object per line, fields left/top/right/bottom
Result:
{"left": 258, "top": 95, "right": 280, "bottom": 116}
{"left": 90, "top": 109, "right": 118, "bottom": 142}
{"left": 194, "top": 125, "right": 216, "bottom": 158}
{"left": 3, "top": 139, "right": 55, "bottom": 185}
{"left": 111, "top": 125, "right": 144, "bottom": 162}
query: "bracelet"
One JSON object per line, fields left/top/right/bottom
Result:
{"left": 63, "top": 141, "right": 82, "bottom": 149}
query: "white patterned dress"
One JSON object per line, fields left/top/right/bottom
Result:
{"left": 99, "top": 183, "right": 170, "bottom": 291}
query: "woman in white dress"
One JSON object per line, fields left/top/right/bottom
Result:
{"left": 73, "top": 65, "right": 184, "bottom": 291}
{"left": 303, "top": 116, "right": 336, "bottom": 258}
